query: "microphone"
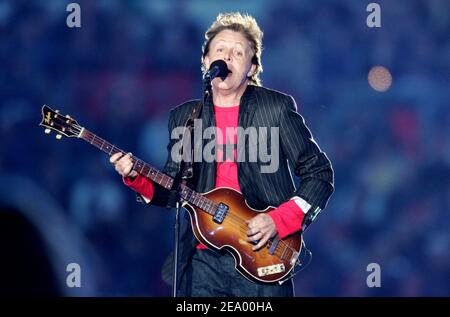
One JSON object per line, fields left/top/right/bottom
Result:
{"left": 204, "top": 60, "right": 230, "bottom": 81}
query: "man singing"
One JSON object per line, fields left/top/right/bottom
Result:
{"left": 110, "top": 12, "right": 334, "bottom": 297}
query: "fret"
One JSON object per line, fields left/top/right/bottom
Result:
{"left": 180, "top": 187, "right": 186, "bottom": 200}
{"left": 200, "top": 197, "right": 205, "bottom": 208}
{"left": 160, "top": 174, "right": 165, "bottom": 185}
{"left": 146, "top": 168, "right": 152, "bottom": 179}
{"left": 110, "top": 146, "right": 117, "bottom": 155}
{"left": 157, "top": 174, "right": 163, "bottom": 186}
{"left": 208, "top": 202, "right": 215, "bottom": 215}
{"left": 100, "top": 139, "right": 105, "bottom": 150}
{"left": 165, "top": 176, "right": 171, "bottom": 187}
{"left": 90, "top": 134, "right": 96, "bottom": 144}
{"left": 94, "top": 138, "right": 102, "bottom": 149}
{"left": 141, "top": 165, "right": 148, "bottom": 178}
{"left": 155, "top": 174, "right": 162, "bottom": 185}
{"left": 107, "top": 144, "right": 113, "bottom": 155}
{"left": 193, "top": 193, "right": 199, "bottom": 205}
{"left": 163, "top": 176, "right": 170, "bottom": 189}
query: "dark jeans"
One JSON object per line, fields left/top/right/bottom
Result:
{"left": 178, "top": 248, "right": 294, "bottom": 297}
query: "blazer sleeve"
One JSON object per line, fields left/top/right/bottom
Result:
{"left": 135, "top": 108, "right": 181, "bottom": 208}
{"left": 279, "top": 95, "right": 334, "bottom": 231}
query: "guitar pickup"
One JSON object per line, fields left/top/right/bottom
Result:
{"left": 213, "top": 202, "right": 229, "bottom": 224}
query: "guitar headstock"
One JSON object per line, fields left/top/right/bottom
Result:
{"left": 39, "top": 105, "right": 83, "bottom": 139}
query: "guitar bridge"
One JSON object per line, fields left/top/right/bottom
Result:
{"left": 213, "top": 202, "right": 229, "bottom": 224}
{"left": 257, "top": 264, "right": 286, "bottom": 277}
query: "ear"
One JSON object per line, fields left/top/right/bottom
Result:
{"left": 247, "top": 64, "right": 257, "bottom": 77}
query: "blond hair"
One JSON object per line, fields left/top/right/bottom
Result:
{"left": 201, "top": 12, "right": 263, "bottom": 86}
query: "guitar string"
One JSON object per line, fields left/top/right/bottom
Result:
{"left": 51, "top": 118, "right": 298, "bottom": 260}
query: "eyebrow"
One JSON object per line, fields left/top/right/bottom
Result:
{"left": 214, "top": 39, "right": 245, "bottom": 49}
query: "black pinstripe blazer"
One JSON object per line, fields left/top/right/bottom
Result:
{"left": 142, "top": 84, "right": 334, "bottom": 283}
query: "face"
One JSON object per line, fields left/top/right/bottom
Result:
{"left": 204, "top": 29, "right": 256, "bottom": 92}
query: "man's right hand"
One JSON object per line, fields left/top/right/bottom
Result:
{"left": 110, "top": 152, "right": 138, "bottom": 178}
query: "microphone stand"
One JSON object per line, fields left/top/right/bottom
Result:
{"left": 171, "top": 74, "right": 212, "bottom": 297}
{"left": 170, "top": 174, "right": 182, "bottom": 298}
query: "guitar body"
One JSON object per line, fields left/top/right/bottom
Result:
{"left": 183, "top": 187, "right": 303, "bottom": 283}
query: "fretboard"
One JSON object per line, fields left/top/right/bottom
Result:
{"left": 79, "top": 128, "right": 218, "bottom": 215}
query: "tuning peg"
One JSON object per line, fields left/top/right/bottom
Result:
{"left": 55, "top": 110, "right": 60, "bottom": 113}
{"left": 56, "top": 134, "right": 62, "bottom": 140}
{"left": 66, "top": 115, "right": 71, "bottom": 119}
{"left": 44, "top": 128, "right": 51, "bottom": 134}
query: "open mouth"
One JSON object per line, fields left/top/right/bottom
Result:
{"left": 220, "top": 70, "right": 232, "bottom": 81}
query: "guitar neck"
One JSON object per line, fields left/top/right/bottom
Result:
{"left": 80, "top": 127, "right": 173, "bottom": 190}
{"left": 79, "top": 128, "right": 217, "bottom": 215}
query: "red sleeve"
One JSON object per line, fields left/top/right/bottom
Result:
{"left": 123, "top": 175, "right": 155, "bottom": 200}
{"left": 268, "top": 200, "right": 305, "bottom": 239}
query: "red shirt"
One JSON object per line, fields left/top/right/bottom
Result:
{"left": 124, "top": 104, "right": 306, "bottom": 249}
{"left": 214, "top": 105, "right": 241, "bottom": 192}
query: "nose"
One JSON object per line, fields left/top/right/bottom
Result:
{"left": 223, "top": 50, "right": 232, "bottom": 62}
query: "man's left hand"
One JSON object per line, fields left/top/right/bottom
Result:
{"left": 246, "top": 214, "right": 277, "bottom": 251}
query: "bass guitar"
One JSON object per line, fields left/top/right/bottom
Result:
{"left": 40, "top": 105, "right": 304, "bottom": 283}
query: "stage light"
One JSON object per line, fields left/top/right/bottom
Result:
{"left": 368, "top": 66, "right": 392, "bottom": 92}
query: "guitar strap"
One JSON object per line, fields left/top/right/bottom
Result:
{"left": 166, "top": 100, "right": 204, "bottom": 208}
{"left": 179, "top": 100, "right": 204, "bottom": 181}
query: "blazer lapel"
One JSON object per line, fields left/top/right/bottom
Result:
{"left": 238, "top": 85, "right": 257, "bottom": 129}
{"left": 196, "top": 93, "right": 216, "bottom": 192}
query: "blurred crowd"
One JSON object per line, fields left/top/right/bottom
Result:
{"left": 0, "top": 0, "right": 449, "bottom": 296}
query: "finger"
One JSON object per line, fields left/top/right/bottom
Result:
{"left": 259, "top": 223, "right": 272, "bottom": 232}
{"left": 247, "top": 232, "right": 263, "bottom": 242}
{"left": 119, "top": 159, "right": 131, "bottom": 172}
{"left": 253, "top": 219, "right": 266, "bottom": 228}
{"left": 129, "top": 170, "right": 138, "bottom": 177}
{"left": 127, "top": 161, "right": 134, "bottom": 175}
{"left": 118, "top": 152, "right": 132, "bottom": 164}
{"left": 253, "top": 234, "right": 270, "bottom": 251}
{"left": 116, "top": 159, "right": 125, "bottom": 171}
{"left": 123, "top": 162, "right": 132, "bottom": 176}
{"left": 246, "top": 221, "right": 256, "bottom": 230}
{"left": 246, "top": 227, "right": 259, "bottom": 236}
{"left": 115, "top": 161, "right": 124, "bottom": 173}
{"left": 109, "top": 152, "right": 123, "bottom": 163}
